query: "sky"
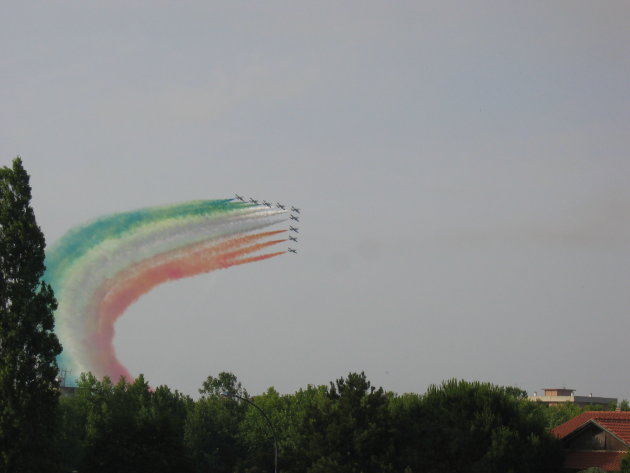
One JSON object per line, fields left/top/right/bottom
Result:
{"left": 1, "top": 1, "right": 629, "bottom": 399}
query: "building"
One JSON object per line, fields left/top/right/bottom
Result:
{"left": 552, "top": 411, "right": 630, "bottom": 471}
{"left": 529, "top": 388, "right": 617, "bottom": 408}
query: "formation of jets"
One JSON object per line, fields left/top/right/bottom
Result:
{"left": 235, "top": 194, "right": 292, "bottom": 211}
{"left": 234, "top": 194, "right": 301, "bottom": 255}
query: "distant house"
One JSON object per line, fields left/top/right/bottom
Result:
{"left": 529, "top": 388, "right": 617, "bottom": 408}
{"left": 552, "top": 411, "right": 630, "bottom": 471}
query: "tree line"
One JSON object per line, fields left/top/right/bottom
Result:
{"left": 56, "top": 371, "right": 570, "bottom": 473}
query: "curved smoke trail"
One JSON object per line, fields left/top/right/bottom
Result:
{"left": 44, "top": 199, "right": 287, "bottom": 381}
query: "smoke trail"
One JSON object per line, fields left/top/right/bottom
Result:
{"left": 44, "top": 200, "right": 287, "bottom": 381}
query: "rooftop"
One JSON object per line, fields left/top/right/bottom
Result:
{"left": 552, "top": 411, "right": 630, "bottom": 445}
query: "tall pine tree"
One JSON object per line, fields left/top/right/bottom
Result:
{"left": 0, "top": 158, "right": 62, "bottom": 472}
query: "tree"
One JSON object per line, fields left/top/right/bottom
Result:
{"left": 243, "top": 384, "right": 329, "bottom": 473}
{"left": 537, "top": 400, "right": 583, "bottom": 430}
{"left": 412, "top": 379, "right": 563, "bottom": 473}
{"left": 300, "top": 372, "right": 395, "bottom": 473}
{"left": 184, "top": 372, "right": 248, "bottom": 473}
{"left": 200, "top": 371, "right": 248, "bottom": 398}
{"left": 389, "top": 392, "right": 425, "bottom": 471}
{"left": 66, "top": 373, "right": 194, "bottom": 473}
{"left": 0, "top": 157, "right": 62, "bottom": 472}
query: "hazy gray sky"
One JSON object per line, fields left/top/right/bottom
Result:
{"left": 2, "top": 1, "right": 629, "bottom": 398}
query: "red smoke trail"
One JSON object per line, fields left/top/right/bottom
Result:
{"left": 86, "top": 231, "right": 286, "bottom": 381}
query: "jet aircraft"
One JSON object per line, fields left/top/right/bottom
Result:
{"left": 249, "top": 198, "right": 259, "bottom": 204}
{"left": 276, "top": 202, "right": 286, "bottom": 210}
{"left": 290, "top": 215, "right": 299, "bottom": 222}
{"left": 288, "top": 235, "right": 298, "bottom": 242}
{"left": 291, "top": 206, "right": 300, "bottom": 213}
{"left": 234, "top": 194, "right": 245, "bottom": 201}
{"left": 288, "top": 248, "right": 297, "bottom": 253}
{"left": 289, "top": 226, "right": 299, "bottom": 233}
{"left": 262, "top": 200, "right": 272, "bottom": 208}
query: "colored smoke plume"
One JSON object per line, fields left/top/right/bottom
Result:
{"left": 45, "top": 199, "right": 287, "bottom": 381}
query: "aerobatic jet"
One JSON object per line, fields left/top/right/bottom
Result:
{"left": 291, "top": 206, "right": 300, "bottom": 213}
{"left": 234, "top": 194, "right": 245, "bottom": 201}
{"left": 289, "top": 226, "right": 299, "bottom": 233}
{"left": 262, "top": 200, "right": 272, "bottom": 207}
{"left": 288, "top": 248, "right": 297, "bottom": 253}
{"left": 288, "top": 235, "right": 298, "bottom": 242}
{"left": 290, "top": 215, "right": 299, "bottom": 222}
{"left": 249, "top": 198, "right": 259, "bottom": 204}
{"left": 276, "top": 202, "right": 286, "bottom": 210}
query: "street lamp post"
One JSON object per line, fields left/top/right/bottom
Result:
{"left": 221, "top": 391, "right": 278, "bottom": 473}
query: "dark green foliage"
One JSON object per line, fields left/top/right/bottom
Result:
{"left": 235, "top": 372, "right": 395, "bottom": 473}
{"left": 303, "top": 372, "right": 395, "bottom": 473}
{"left": 404, "top": 379, "right": 563, "bottom": 473}
{"left": 184, "top": 372, "right": 248, "bottom": 473}
{"left": 538, "top": 401, "right": 584, "bottom": 430}
{"left": 236, "top": 387, "right": 283, "bottom": 473}
{"left": 241, "top": 384, "right": 328, "bottom": 473}
{"left": 59, "top": 373, "right": 193, "bottom": 473}
{"left": 200, "top": 371, "right": 247, "bottom": 398}
{"left": 56, "top": 393, "right": 89, "bottom": 471}
{"left": 389, "top": 392, "right": 425, "bottom": 471}
{"left": 0, "top": 158, "right": 62, "bottom": 473}
{"left": 57, "top": 372, "right": 566, "bottom": 473}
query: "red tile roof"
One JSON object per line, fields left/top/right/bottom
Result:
{"left": 552, "top": 411, "right": 630, "bottom": 445}
{"left": 552, "top": 412, "right": 630, "bottom": 471}
{"left": 563, "top": 451, "right": 625, "bottom": 471}
{"left": 597, "top": 418, "right": 630, "bottom": 446}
